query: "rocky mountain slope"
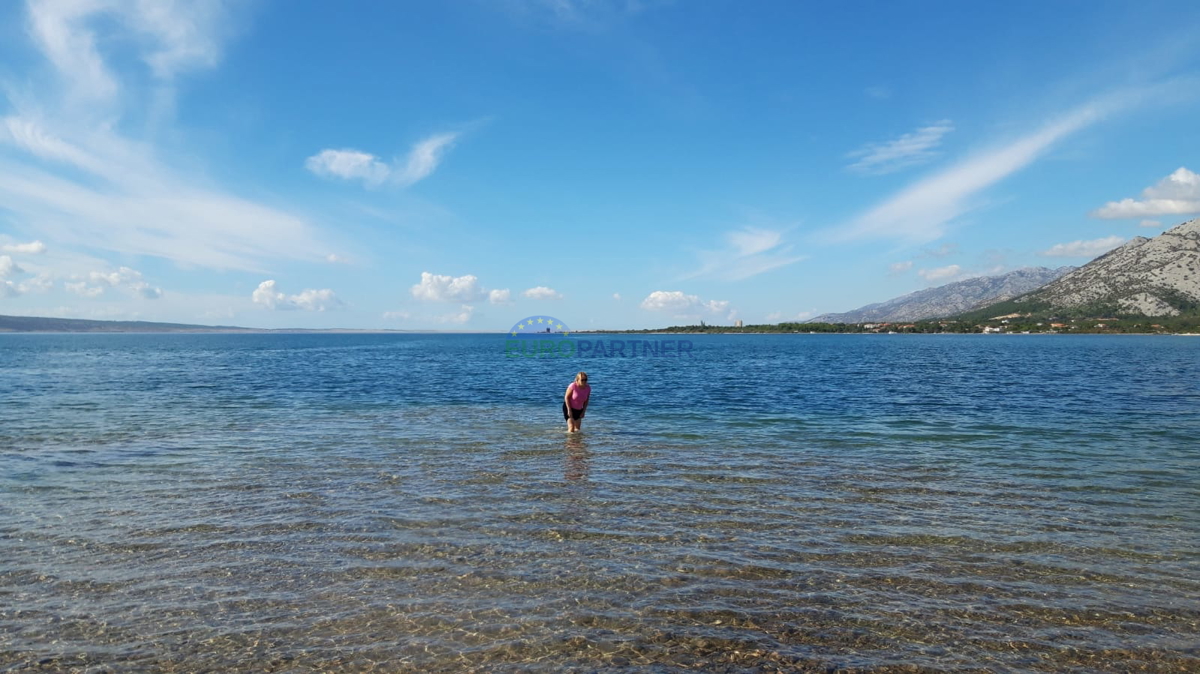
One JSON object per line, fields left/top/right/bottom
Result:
{"left": 811, "top": 266, "right": 1074, "bottom": 323}
{"left": 1010, "top": 218, "right": 1200, "bottom": 316}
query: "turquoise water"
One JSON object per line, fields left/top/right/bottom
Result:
{"left": 1, "top": 333, "right": 1198, "bottom": 671}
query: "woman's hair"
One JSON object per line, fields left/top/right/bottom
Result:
{"left": 576, "top": 371, "right": 588, "bottom": 382}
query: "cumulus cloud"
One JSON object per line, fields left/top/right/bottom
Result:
{"left": 0, "top": 256, "right": 23, "bottom": 278}
{"left": 523, "top": 286, "right": 563, "bottom": 300}
{"left": 917, "top": 265, "right": 963, "bottom": 283}
{"left": 1040, "top": 235, "right": 1126, "bottom": 258}
{"left": 640, "top": 290, "right": 730, "bottom": 317}
{"left": 1091, "top": 167, "right": 1200, "bottom": 219}
{"left": 305, "top": 133, "right": 460, "bottom": 188}
{"left": 847, "top": 120, "right": 954, "bottom": 175}
{"left": 435, "top": 305, "right": 474, "bottom": 324}
{"left": 488, "top": 288, "right": 512, "bottom": 305}
{"left": 305, "top": 150, "right": 390, "bottom": 186}
{"left": 252, "top": 280, "right": 341, "bottom": 311}
{"left": 65, "top": 281, "right": 103, "bottom": 298}
{"left": 63, "top": 266, "right": 162, "bottom": 299}
{"left": 411, "top": 272, "right": 485, "bottom": 303}
{"left": 0, "top": 240, "right": 47, "bottom": 254}
{"left": 685, "top": 227, "right": 806, "bottom": 281}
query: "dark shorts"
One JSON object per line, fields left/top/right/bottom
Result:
{"left": 563, "top": 402, "right": 584, "bottom": 421}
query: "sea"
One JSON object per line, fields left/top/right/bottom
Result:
{"left": 1, "top": 333, "right": 1197, "bottom": 672}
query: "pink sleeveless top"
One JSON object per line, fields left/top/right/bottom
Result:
{"left": 567, "top": 382, "right": 591, "bottom": 409}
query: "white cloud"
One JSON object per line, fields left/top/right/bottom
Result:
{"left": 1040, "top": 235, "right": 1126, "bottom": 258}
{"left": 411, "top": 272, "right": 485, "bottom": 303}
{"left": 767, "top": 310, "right": 815, "bottom": 322}
{"left": 396, "top": 133, "right": 458, "bottom": 186}
{"left": 685, "top": 227, "right": 806, "bottom": 281}
{"left": 435, "top": 305, "right": 474, "bottom": 324}
{"left": 917, "top": 265, "right": 963, "bottom": 282}
{"left": 488, "top": 288, "right": 512, "bottom": 305}
{"left": 326, "top": 253, "right": 351, "bottom": 264}
{"left": 64, "top": 266, "right": 163, "bottom": 299}
{"left": 833, "top": 101, "right": 1113, "bottom": 245}
{"left": 0, "top": 256, "right": 23, "bottom": 278}
{"left": 1091, "top": 167, "right": 1200, "bottom": 219}
{"left": 65, "top": 280, "right": 103, "bottom": 298}
{"left": 305, "top": 150, "right": 390, "bottom": 186}
{"left": 0, "top": 5, "right": 331, "bottom": 273}
{"left": 889, "top": 260, "right": 913, "bottom": 274}
{"left": 613, "top": 293, "right": 621, "bottom": 301}
{"left": 847, "top": 120, "right": 954, "bottom": 175}
{"left": 523, "top": 286, "right": 563, "bottom": 300}
{"left": 305, "top": 132, "right": 460, "bottom": 188}
{"left": 0, "top": 240, "right": 47, "bottom": 254}
{"left": 252, "top": 280, "right": 341, "bottom": 311}
{"left": 1140, "top": 219, "right": 1162, "bottom": 228}
{"left": 640, "top": 290, "right": 730, "bottom": 317}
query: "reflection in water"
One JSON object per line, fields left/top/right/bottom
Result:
{"left": 564, "top": 432, "right": 590, "bottom": 482}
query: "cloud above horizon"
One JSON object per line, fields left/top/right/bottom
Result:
{"left": 411, "top": 272, "right": 486, "bottom": 303}
{"left": 0, "top": 2, "right": 333, "bottom": 272}
{"left": 306, "top": 133, "right": 460, "bottom": 188}
{"left": 1091, "top": 167, "right": 1200, "bottom": 219}
{"left": 831, "top": 99, "right": 1119, "bottom": 245}
{"left": 252, "top": 280, "right": 341, "bottom": 311}
{"left": 684, "top": 227, "right": 806, "bottom": 281}
{"left": 640, "top": 290, "right": 730, "bottom": 318}
{"left": 917, "top": 264, "right": 963, "bottom": 283}
{"left": 523, "top": 286, "right": 563, "bottom": 300}
{"left": 1040, "top": 235, "right": 1126, "bottom": 258}
{"left": 847, "top": 120, "right": 954, "bottom": 175}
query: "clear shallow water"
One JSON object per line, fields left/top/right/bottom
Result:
{"left": 1, "top": 333, "right": 1198, "bottom": 672}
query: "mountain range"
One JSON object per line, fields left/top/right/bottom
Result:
{"left": 809, "top": 266, "right": 1074, "bottom": 323}
{"left": 812, "top": 217, "right": 1200, "bottom": 323}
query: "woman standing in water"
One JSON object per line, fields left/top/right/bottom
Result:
{"left": 562, "top": 372, "right": 590, "bottom": 432}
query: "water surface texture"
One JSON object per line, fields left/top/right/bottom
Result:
{"left": 1, "top": 334, "right": 1198, "bottom": 672}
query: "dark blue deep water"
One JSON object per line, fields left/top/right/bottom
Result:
{"left": 1, "top": 333, "right": 1198, "bottom": 672}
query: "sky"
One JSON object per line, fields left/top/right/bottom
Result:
{"left": 1, "top": 0, "right": 1199, "bottom": 330}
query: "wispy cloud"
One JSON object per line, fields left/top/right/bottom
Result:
{"left": 685, "top": 227, "right": 806, "bottom": 281}
{"left": 252, "top": 280, "right": 342, "bottom": 311}
{"left": 831, "top": 99, "right": 1120, "bottom": 245}
{"left": 0, "top": 3, "right": 331, "bottom": 272}
{"left": 306, "top": 132, "right": 460, "bottom": 188}
{"left": 1091, "top": 167, "right": 1200, "bottom": 219}
{"left": 1140, "top": 219, "right": 1162, "bottom": 228}
{"left": 847, "top": 120, "right": 954, "bottom": 175}
{"left": 889, "top": 260, "right": 913, "bottom": 275}
{"left": 1040, "top": 235, "right": 1126, "bottom": 258}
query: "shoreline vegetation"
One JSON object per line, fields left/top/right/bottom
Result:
{"left": 4, "top": 313, "right": 1200, "bottom": 335}
{"left": 583, "top": 315, "right": 1200, "bottom": 336}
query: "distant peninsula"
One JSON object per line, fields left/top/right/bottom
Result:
{"left": 0, "top": 315, "right": 421, "bottom": 334}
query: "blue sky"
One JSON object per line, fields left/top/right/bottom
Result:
{"left": 1, "top": 0, "right": 1199, "bottom": 330}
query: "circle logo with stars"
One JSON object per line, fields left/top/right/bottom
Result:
{"left": 508, "top": 315, "right": 570, "bottom": 338}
